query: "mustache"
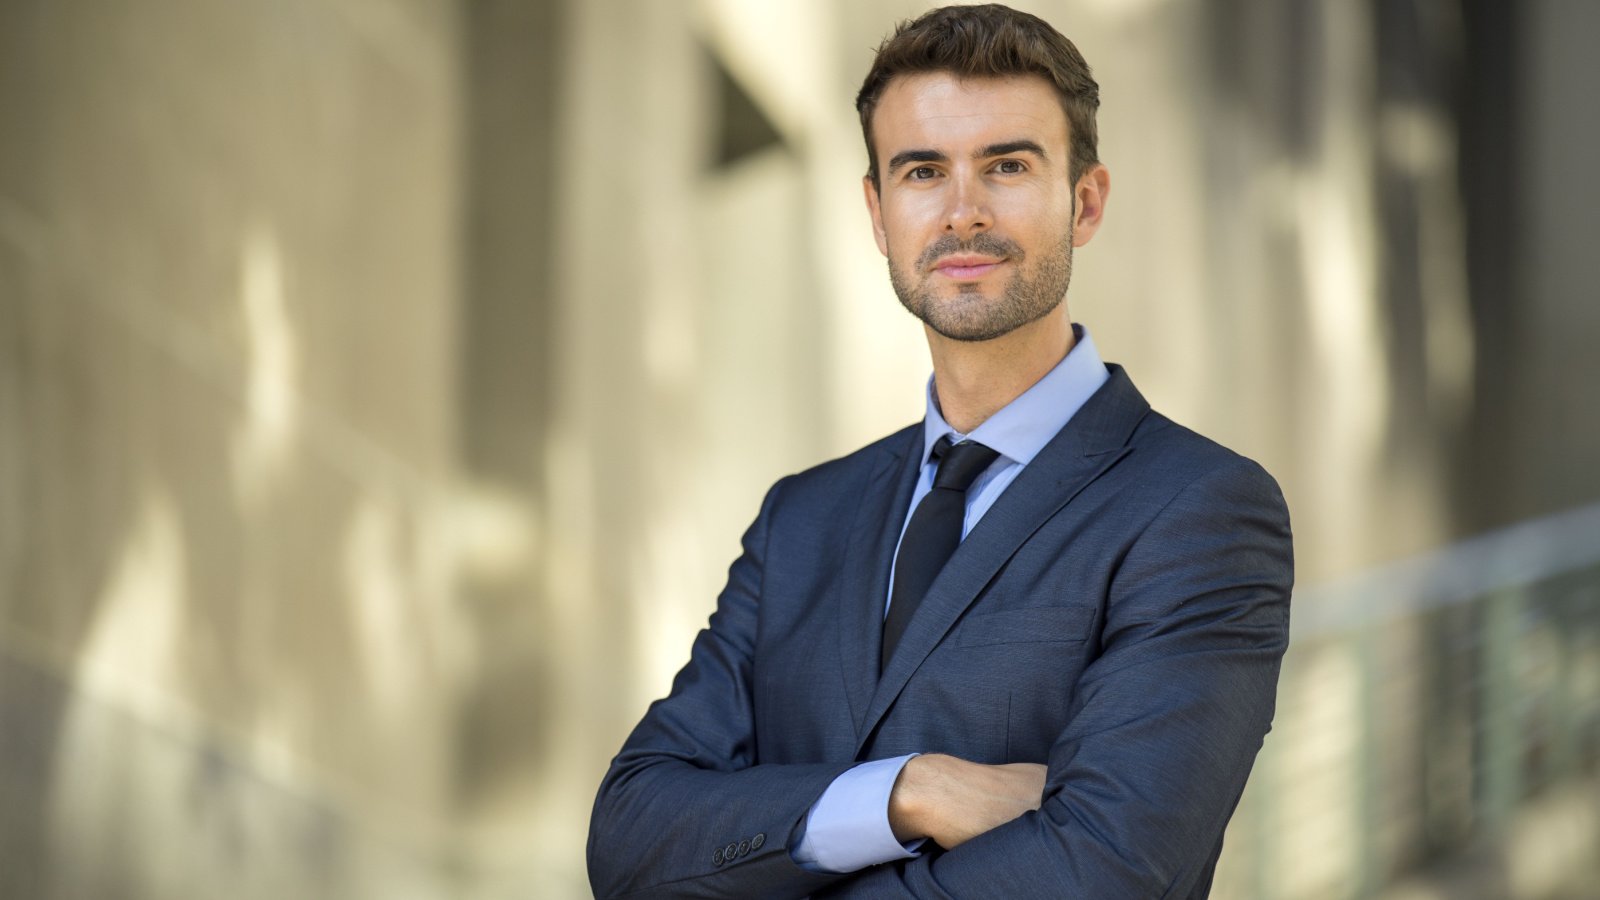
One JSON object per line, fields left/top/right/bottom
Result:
{"left": 916, "top": 233, "right": 1024, "bottom": 270}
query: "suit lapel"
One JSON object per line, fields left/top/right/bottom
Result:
{"left": 854, "top": 366, "right": 1151, "bottom": 755}
{"left": 835, "top": 425, "right": 922, "bottom": 735}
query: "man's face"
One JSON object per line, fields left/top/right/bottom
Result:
{"left": 863, "top": 72, "right": 1105, "bottom": 343}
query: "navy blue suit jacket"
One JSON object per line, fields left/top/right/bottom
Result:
{"left": 589, "top": 366, "right": 1293, "bottom": 898}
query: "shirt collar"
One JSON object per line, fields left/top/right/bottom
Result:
{"left": 921, "top": 323, "right": 1109, "bottom": 467}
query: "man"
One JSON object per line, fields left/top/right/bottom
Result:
{"left": 588, "top": 5, "right": 1292, "bottom": 897}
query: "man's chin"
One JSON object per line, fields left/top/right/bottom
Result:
{"left": 921, "top": 314, "right": 1023, "bottom": 343}
{"left": 932, "top": 325, "right": 1017, "bottom": 343}
{"left": 911, "top": 292, "right": 1067, "bottom": 344}
{"left": 908, "top": 292, "right": 1018, "bottom": 342}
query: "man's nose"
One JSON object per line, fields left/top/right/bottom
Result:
{"left": 944, "top": 175, "right": 991, "bottom": 236}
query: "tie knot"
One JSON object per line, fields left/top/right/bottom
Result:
{"left": 931, "top": 436, "right": 999, "bottom": 492}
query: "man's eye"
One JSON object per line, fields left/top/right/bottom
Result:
{"left": 995, "top": 159, "right": 1026, "bottom": 174}
{"left": 909, "top": 166, "right": 938, "bottom": 180}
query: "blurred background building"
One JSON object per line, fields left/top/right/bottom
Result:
{"left": 1, "top": 0, "right": 1596, "bottom": 897}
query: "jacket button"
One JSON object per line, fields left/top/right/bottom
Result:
{"left": 712, "top": 847, "right": 724, "bottom": 867}
{"left": 751, "top": 832, "right": 765, "bottom": 851}
{"left": 738, "top": 839, "right": 751, "bottom": 857}
{"left": 725, "top": 842, "right": 738, "bottom": 862}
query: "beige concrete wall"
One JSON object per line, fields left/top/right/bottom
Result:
{"left": 3, "top": 1, "right": 1596, "bottom": 898}
{"left": 0, "top": 1, "right": 466, "bottom": 896}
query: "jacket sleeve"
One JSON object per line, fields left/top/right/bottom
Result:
{"left": 821, "top": 456, "right": 1294, "bottom": 898}
{"left": 587, "top": 479, "right": 858, "bottom": 899}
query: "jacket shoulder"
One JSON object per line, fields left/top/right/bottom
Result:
{"left": 1127, "top": 409, "right": 1286, "bottom": 507}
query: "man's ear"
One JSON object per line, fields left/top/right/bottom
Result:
{"left": 863, "top": 175, "right": 890, "bottom": 257}
{"left": 1071, "top": 163, "right": 1111, "bottom": 247}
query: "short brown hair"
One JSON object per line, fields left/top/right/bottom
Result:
{"left": 856, "top": 4, "right": 1101, "bottom": 190}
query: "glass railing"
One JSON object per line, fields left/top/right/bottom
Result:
{"left": 1214, "top": 503, "right": 1600, "bottom": 899}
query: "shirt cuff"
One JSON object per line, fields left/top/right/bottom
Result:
{"left": 790, "top": 753, "right": 924, "bottom": 873}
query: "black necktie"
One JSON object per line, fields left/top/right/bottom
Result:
{"left": 882, "top": 436, "right": 1000, "bottom": 670}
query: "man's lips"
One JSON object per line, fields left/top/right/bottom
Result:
{"left": 932, "top": 256, "right": 1005, "bottom": 280}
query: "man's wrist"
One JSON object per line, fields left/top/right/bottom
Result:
{"left": 888, "top": 753, "right": 935, "bottom": 843}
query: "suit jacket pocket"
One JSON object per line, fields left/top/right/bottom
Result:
{"left": 957, "top": 606, "right": 1095, "bottom": 648}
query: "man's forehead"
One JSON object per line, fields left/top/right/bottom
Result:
{"left": 873, "top": 72, "right": 1070, "bottom": 148}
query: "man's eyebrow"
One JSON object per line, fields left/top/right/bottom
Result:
{"left": 886, "top": 149, "right": 948, "bottom": 176}
{"left": 979, "top": 139, "right": 1048, "bottom": 160}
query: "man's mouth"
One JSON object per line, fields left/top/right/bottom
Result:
{"left": 932, "top": 255, "right": 1005, "bottom": 280}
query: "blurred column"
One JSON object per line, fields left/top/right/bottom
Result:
{"left": 1513, "top": 0, "right": 1600, "bottom": 513}
{"left": 1454, "top": 0, "right": 1600, "bottom": 532}
{"left": 453, "top": 0, "right": 565, "bottom": 851}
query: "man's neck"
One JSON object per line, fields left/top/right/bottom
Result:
{"left": 927, "top": 310, "right": 1076, "bottom": 435}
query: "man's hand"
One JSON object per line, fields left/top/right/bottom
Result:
{"left": 887, "top": 754, "right": 1047, "bottom": 850}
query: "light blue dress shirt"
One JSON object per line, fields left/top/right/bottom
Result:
{"left": 791, "top": 325, "right": 1109, "bottom": 873}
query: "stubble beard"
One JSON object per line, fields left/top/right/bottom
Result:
{"left": 888, "top": 226, "right": 1075, "bottom": 343}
